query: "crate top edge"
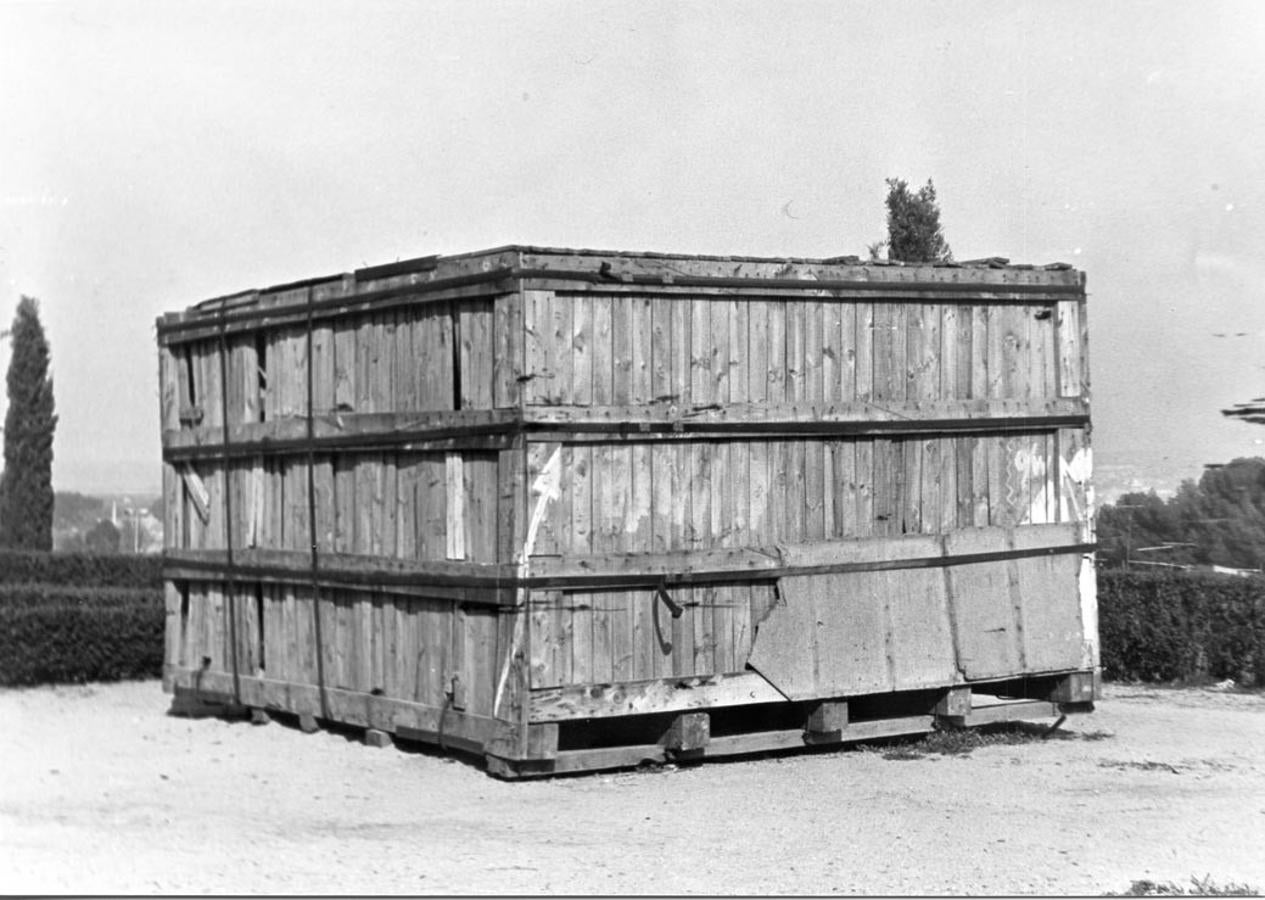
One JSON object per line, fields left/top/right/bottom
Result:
{"left": 156, "top": 244, "right": 1087, "bottom": 330}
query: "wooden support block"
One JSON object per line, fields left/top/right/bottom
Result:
{"left": 249, "top": 707, "right": 271, "bottom": 726}
{"left": 486, "top": 722, "right": 559, "bottom": 761}
{"left": 935, "top": 686, "right": 973, "bottom": 718}
{"left": 804, "top": 700, "right": 849, "bottom": 743}
{"left": 298, "top": 713, "right": 320, "bottom": 734}
{"left": 663, "top": 711, "right": 710, "bottom": 754}
{"left": 364, "top": 728, "right": 393, "bottom": 749}
{"left": 1049, "top": 669, "right": 1099, "bottom": 705}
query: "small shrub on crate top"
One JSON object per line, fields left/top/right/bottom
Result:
{"left": 0, "top": 549, "right": 161, "bottom": 590}
{"left": 0, "top": 594, "right": 164, "bottom": 685}
{"left": 1098, "top": 570, "right": 1265, "bottom": 684}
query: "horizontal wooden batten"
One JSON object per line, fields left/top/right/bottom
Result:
{"left": 165, "top": 526, "right": 1092, "bottom": 597}
{"left": 525, "top": 398, "right": 1088, "bottom": 437}
{"left": 157, "top": 270, "right": 515, "bottom": 345}
{"left": 162, "top": 410, "right": 517, "bottom": 460}
{"left": 162, "top": 399, "right": 1089, "bottom": 461}
{"left": 530, "top": 671, "right": 786, "bottom": 722}
{"left": 163, "top": 548, "right": 517, "bottom": 604}
{"left": 519, "top": 272, "right": 1079, "bottom": 302}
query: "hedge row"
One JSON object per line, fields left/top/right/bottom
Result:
{"left": 0, "top": 549, "right": 161, "bottom": 589}
{"left": 0, "top": 601, "right": 165, "bottom": 686}
{"left": 0, "top": 583, "right": 162, "bottom": 609}
{"left": 1098, "top": 570, "right": 1265, "bottom": 684}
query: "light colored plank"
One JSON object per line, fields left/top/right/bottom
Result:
{"left": 445, "top": 452, "right": 465, "bottom": 560}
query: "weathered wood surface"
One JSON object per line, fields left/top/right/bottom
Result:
{"left": 159, "top": 246, "right": 1092, "bottom": 770}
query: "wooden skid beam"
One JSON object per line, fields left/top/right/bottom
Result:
{"left": 166, "top": 667, "right": 501, "bottom": 751}
{"left": 936, "top": 699, "right": 1060, "bottom": 729}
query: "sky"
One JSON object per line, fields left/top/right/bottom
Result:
{"left": 2, "top": 0, "right": 1264, "bottom": 496}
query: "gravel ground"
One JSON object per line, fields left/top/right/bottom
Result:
{"left": 2, "top": 680, "right": 1264, "bottom": 895}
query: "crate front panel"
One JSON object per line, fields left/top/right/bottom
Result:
{"left": 167, "top": 449, "right": 501, "bottom": 563}
{"left": 521, "top": 293, "right": 1076, "bottom": 408}
{"left": 162, "top": 298, "right": 498, "bottom": 427}
{"left": 529, "top": 432, "right": 1081, "bottom": 559}
{"left": 165, "top": 580, "right": 503, "bottom": 718}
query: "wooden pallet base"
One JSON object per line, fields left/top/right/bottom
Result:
{"left": 168, "top": 668, "right": 1097, "bottom": 779}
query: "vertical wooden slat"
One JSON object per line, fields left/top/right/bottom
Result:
{"left": 672, "top": 297, "right": 692, "bottom": 407}
{"left": 710, "top": 298, "right": 730, "bottom": 404}
{"left": 749, "top": 438, "right": 770, "bottom": 545}
{"left": 493, "top": 290, "right": 525, "bottom": 409}
{"left": 571, "top": 443, "right": 593, "bottom": 556}
{"left": 611, "top": 294, "right": 632, "bottom": 406}
{"left": 650, "top": 297, "right": 672, "bottom": 404}
{"left": 729, "top": 298, "right": 748, "bottom": 408}
{"left": 805, "top": 439, "right": 825, "bottom": 541}
{"left": 786, "top": 299, "right": 805, "bottom": 403}
{"left": 690, "top": 441, "right": 712, "bottom": 551}
{"left": 767, "top": 300, "right": 786, "bottom": 404}
{"left": 690, "top": 298, "right": 712, "bottom": 406}
{"left": 592, "top": 295, "right": 614, "bottom": 407}
{"left": 855, "top": 302, "right": 873, "bottom": 402}
{"left": 631, "top": 296, "right": 653, "bottom": 405}
{"left": 822, "top": 300, "right": 842, "bottom": 403}
{"left": 671, "top": 441, "right": 691, "bottom": 552}
{"left": 804, "top": 296, "right": 823, "bottom": 405}
{"left": 748, "top": 300, "right": 769, "bottom": 404}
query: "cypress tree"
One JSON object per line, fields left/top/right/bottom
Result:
{"left": 0, "top": 296, "right": 57, "bottom": 550}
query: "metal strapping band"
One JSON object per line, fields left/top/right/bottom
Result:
{"left": 305, "top": 286, "right": 330, "bottom": 721}
{"left": 216, "top": 302, "right": 242, "bottom": 705}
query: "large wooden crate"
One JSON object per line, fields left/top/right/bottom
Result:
{"left": 156, "top": 246, "right": 1098, "bottom": 776}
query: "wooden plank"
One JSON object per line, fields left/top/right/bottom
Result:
{"left": 690, "top": 441, "right": 712, "bottom": 550}
{"left": 730, "top": 441, "right": 751, "bottom": 547}
{"left": 690, "top": 297, "right": 712, "bottom": 406}
{"left": 830, "top": 440, "right": 855, "bottom": 538}
{"left": 528, "top": 670, "right": 784, "bottom": 721}
{"left": 785, "top": 297, "right": 805, "bottom": 403}
{"left": 611, "top": 293, "right": 632, "bottom": 406}
{"left": 650, "top": 297, "right": 673, "bottom": 404}
{"left": 692, "top": 584, "right": 712, "bottom": 677}
{"left": 609, "top": 589, "right": 635, "bottom": 684}
{"left": 822, "top": 300, "right": 842, "bottom": 403}
{"left": 767, "top": 300, "right": 786, "bottom": 404}
{"left": 523, "top": 289, "right": 550, "bottom": 406}
{"left": 728, "top": 298, "right": 748, "bottom": 409}
{"left": 570, "top": 293, "right": 593, "bottom": 406}
{"left": 746, "top": 438, "right": 768, "bottom": 544}
{"left": 748, "top": 299, "right": 769, "bottom": 404}
{"left": 906, "top": 302, "right": 940, "bottom": 401}
{"left": 631, "top": 296, "right": 653, "bottom": 405}
{"left": 670, "top": 294, "right": 691, "bottom": 407}
{"left": 492, "top": 291, "right": 523, "bottom": 409}
{"left": 592, "top": 294, "right": 614, "bottom": 407}
{"left": 445, "top": 452, "right": 465, "bottom": 560}
{"left": 805, "top": 439, "right": 825, "bottom": 541}
{"left": 571, "top": 591, "right": 595, "bottom": 685}
{"left": 854, "top": 302, "right": 873, "bottom": 402}
{"left": 710, "top": 297, "right": 730, "bottom": 404}
{"left": 941, "top": 303, "right": 962, "bottom": 401}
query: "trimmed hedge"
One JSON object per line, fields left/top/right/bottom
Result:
{"left": 0, "top": 552, "right": 165, "bottom": 685}
{"left": 0, "top": 583, "right": 162, "bottom": 609}
{"left": 0, "top": 600, "right": 165, "bottom": 685}
{"left": 1099, "top": 570, "right": 1265, "bottom": 684}
{"left": 0, "top": 549, "right": 161, "bottom": 590}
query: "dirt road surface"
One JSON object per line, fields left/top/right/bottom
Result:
{"left": 2, "top": 680, "right": 1263, "bottom": 895}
